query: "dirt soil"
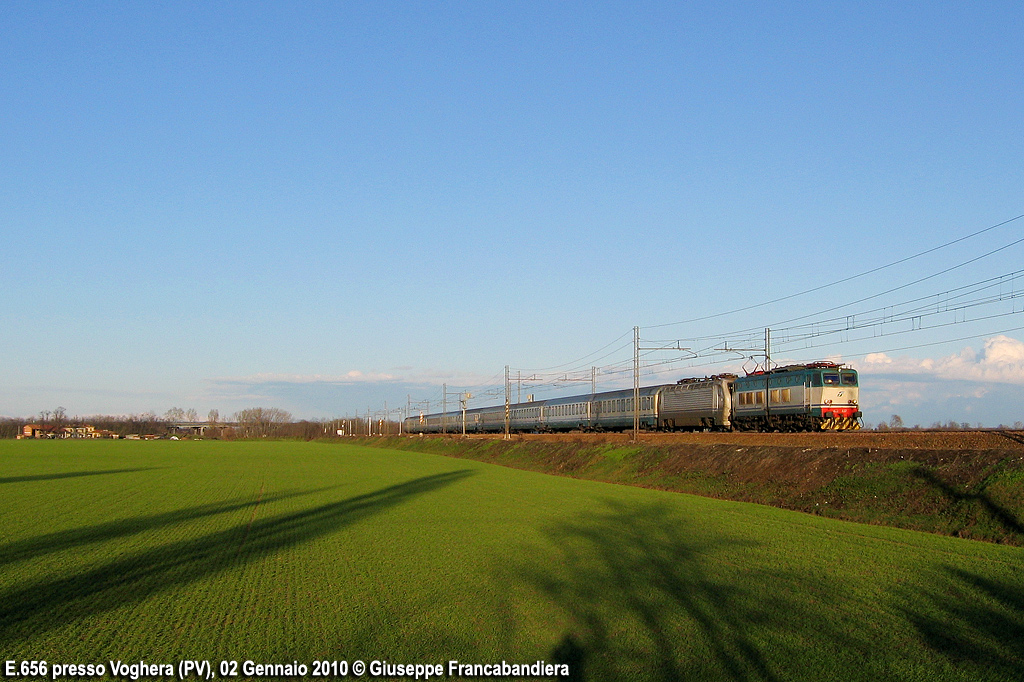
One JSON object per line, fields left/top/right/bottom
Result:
{"left": 477, "top": 429, "right": 1024, "bottom": 451}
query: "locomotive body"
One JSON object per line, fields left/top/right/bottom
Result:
{"left": 656, "top": 375, "right": 735, "bottom": 430}
{"left": 732, "top": 363, "right": 860, "bottom": 431}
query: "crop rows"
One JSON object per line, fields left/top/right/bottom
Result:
{"left": 1, "top": 439, "right": 1022, "bottom": 680}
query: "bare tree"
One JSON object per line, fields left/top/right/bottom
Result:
{"left": 165, "top": 407, "right": 186, "bottom": 422}
{"left": 888, "top": 414, "right": 904, "bottom": 430}
{"left": 234, "top": 407, "right": 293, "bottom": 438}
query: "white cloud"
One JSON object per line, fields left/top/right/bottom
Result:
{"left": 216, "top": 371, "right": 399, "bottom": 385}
{"left": 857, "top": 335, "right": 1024, "bottom": 385}
{"left": 194, "top": 368, "right": 506, "bottom": 419}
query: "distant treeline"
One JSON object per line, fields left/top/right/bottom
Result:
{"left": 873, "top": 414, "right": 1024, "bottom": 431}
{"left": 1, "top": 406, "right": 406, "bottom": 439}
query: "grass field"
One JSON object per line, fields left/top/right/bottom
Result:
{"left": 1, "top": 439, "right": 1022, "bottom": 681}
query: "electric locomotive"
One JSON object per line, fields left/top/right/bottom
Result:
{"left": 732, "top": 362, "right": 860, "bottom": 431}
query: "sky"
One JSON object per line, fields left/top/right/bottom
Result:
{"left": 2, "top": 1, "right": 1023, "bottom": 427}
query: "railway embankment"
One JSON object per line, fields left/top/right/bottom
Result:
{"left": 355, "top": 431, "right": 1024, "bottom": 545}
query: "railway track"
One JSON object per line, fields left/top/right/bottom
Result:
{"left": 412, "top": 429, "right": 1024, "bottom": 451}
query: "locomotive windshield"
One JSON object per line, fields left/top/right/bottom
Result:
{"left": 841, "top": 372, "right": 858, "bottom": 386}
{"left": 823, "top": 372, "right": 840, "bottom": 385}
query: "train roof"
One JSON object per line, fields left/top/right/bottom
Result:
{"left": 407, "top": 381, "right": 689, "bottom": 420}
{"left": 676, "top": 373, "right": 737, "bottom": 384}
{"left": 742, "top": 361, "right": 852, "bottom": 377}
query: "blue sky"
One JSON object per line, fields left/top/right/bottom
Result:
{"left": 3, "top": 1, "right": 1023, "bottom": 426}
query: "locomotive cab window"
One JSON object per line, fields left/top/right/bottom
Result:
{"left": 823, "top": 373, "right": 840, "bottom": 385}
{"left": 841, "top": 372, "right": 857, "bottom": 386}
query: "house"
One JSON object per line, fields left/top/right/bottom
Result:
{"left": 17, "top": 423, "right": 118, "bottom": 439}
{"left": 19, "top": 424, "right": 59, "bottom": 439}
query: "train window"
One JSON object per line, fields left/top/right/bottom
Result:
{"left": 781, "top": 388, "right": 791, "bottom": 402}
{"left": 841, "top": 373, "right": 857, "bottom": 386}
{"left": 769, "top": 389, "right": 779, "bottom": 404}
{"left": 755, "top": 392, "right": 763, "bottom": 405}
{"left": 823, "top": 373, "right": 840, "bottom": 385}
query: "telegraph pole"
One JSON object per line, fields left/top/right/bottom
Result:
{"left": 633, "top": 326, "right": 640, "bottom": 441}
{"left": 633, "top": 328, "right": 692, "bottom": 443}
{"left": 765, "top": 328, "right": 772, "bottom": 425}
{"left": 442, "top": 383, "right": 447, "bottom": 434}
{"left": 443, "top": 385, "right": 466, "bottom": 436}
{"left": 715, "top": 327, "right": 773, "bottom": 428}
{"left": 460, "top": 392, "right": 471, "bottom": 435}
{"left": 504, "top": 365, "right": 511, "bottom": 439}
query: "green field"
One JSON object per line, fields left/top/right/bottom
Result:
{"left": 1, "top": 440, "right": 1022, "bottom": 681}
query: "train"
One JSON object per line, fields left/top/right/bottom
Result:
{"left": 403, "top": 362, "right": 861, "bottom": 434}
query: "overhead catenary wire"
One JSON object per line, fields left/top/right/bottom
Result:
{"left": 642, "top": 234, "right": 1024, "bottom": 348}
{"left": 497, "top": 214, "right": 1024, "bottom": 396}
{"left": 643, "top": 212, "right": 1024, "bottom": 331}
{"left": 410, "top": 212, "right": 1024, "bottom": 413}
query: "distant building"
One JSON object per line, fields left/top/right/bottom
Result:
{"left": 17, "top": 424, "right": 118, "bottom": 439}
{"left": 19, "top": 424, "right": 59, "bottom": 439}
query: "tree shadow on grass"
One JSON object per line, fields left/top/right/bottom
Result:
{"left": 512, "top": 500, "right": 866, "bottom": 682}
{"left": 0, "top": 470, "right": 474, "bottom": 648}
{"left": 910, "top": 465, "right": 1024, "bottom": 541}
{"left": 0, "top": 468, "right": 158, "bottom": 485}
{"left": 902, "top": 566, "right": 1024, "bottom": 680}
{"left": 0, "top": 485, "right": 341, "bottom": 568}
